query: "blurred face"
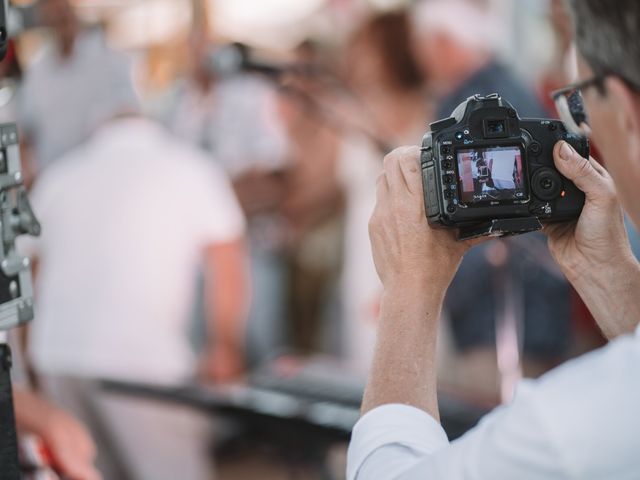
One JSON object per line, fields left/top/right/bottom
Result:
{"left": 577, "top": 52, "right": 640, "bottom": 226}
{"left": 345, "top": 34, "right": 392, "bottom": 94}
{"left": 40, "top": 0, "right": 78, "bottom": 49}
{"left": 410, "top": 31, "right": 465, "bottom": 89}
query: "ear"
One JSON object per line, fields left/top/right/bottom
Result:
{"left": 604, "top": 77, "right": 640, "bottom": 167}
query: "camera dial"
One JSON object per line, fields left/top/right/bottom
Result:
{"left": 531, "top": 168, "right": 563, "bottom": 201}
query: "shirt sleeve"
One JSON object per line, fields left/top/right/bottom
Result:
{"left": 348, "top": 383, "right": 565, "bottom": 480}
{"left": 187, "top": 158, "right": 246, "bottom": 247}
{"left": 347, "top": 404, "right": 449, "bottom": 480}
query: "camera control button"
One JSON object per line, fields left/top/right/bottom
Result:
{"left": 442, "top": 160, "right": 453, "bottom": 169}
{"left": 441, "top": 145, "right": 451, "bottom": 155}
{"left": 446, "top": 205, "right": 456, "bottom": 213}
{"left": 529, "top": 142, "right": 542, "bottom": 156}
{"left": 444, "top": 190, "right": 454, "bottom": 199}
{"left": 443, "top": 175, "right": 453, "bottom": 184}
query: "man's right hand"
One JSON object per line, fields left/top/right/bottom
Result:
{"left": 545, "top": 141, "right": 633, "bottom": 279}
{"left": 545, "top": 141, "right": 640, "bottom": 337}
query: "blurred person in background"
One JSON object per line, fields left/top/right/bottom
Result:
{"left": 18, "top": 0, "right": 131, "bottom": 176}
{"left": 276, "top": 40, "right": 345, "bottom": 355}
{"left": 411, "top": 0, "right": 571, "bottom": 394}
{"left": 21, "top": 51, "right": 248, "bottom": 480}
{"left": 333, "top": 10, "right": 429, "bottom": 370}
{"left": 164, "top": 28, "right": 290, "bottom": 367}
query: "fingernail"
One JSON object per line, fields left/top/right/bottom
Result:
{"left": 559, "top": 141, "right": 574, "bottom": 161}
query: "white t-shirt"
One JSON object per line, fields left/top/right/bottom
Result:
{"left": 22, "top": 118, "right": 245, "bottom": 385}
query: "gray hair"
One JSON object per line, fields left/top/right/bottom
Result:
{"left": 567, "top": 0, "right": 640, "bottom": 88}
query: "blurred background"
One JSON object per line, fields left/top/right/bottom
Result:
{"left": 5, "top": 0, "right": 640, "bottom": 479}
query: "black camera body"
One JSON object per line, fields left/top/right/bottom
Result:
{"left": 421, "top": 94, "right": 589, "bottom": 239}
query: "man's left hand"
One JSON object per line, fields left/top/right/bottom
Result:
{"left": 369, "top": 146, "right": 477, "bottom": 294}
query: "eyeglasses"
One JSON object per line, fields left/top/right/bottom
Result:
{"left": 551, "top": 73, "right": 640, "bottom": 137}
{"left": 550, "top": 76, "right": 603, "bottom": 138}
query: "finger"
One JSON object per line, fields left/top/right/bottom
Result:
{"left": 375, "top": 172, "right": 389, "bottom": 203}
{"left": 383, "top": 148, "right": 411, "bottom": 191}
{"left": 553, "top": 141, "right": 609, "bottom": 197}
{"left": 397, "top": 146, "right": 422, "bottom": 195}
{"left": 588, "top": 156, "right": 609, "bottom": 177}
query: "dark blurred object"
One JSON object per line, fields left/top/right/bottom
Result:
{"left": 102, "top": 355, "right": 492, "bottom": 478}
{"left": 0, "top": 0, "right": 8, "bottom": 61}
{"left": 101, "top": 354, "right": 492, "bottom": 437}
{"left": 209, "top": 42, "right": 322, "bottom": 78}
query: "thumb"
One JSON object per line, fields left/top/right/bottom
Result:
{"left": 553, "top": 141, "right": 606, "bottom": 197}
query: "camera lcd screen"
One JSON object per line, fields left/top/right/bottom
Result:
{"left": 457, "top": 146, "right": 526, "bottom": 204}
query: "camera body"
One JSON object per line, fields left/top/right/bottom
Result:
{"left": 421, "top": 94, "right": 589, "bottom": 239}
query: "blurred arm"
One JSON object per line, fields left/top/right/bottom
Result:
{"left": 14, "top": 388, "right": 101, "bottom": 480}
{"left": 201, "top": 238, "right": 249, "bottom": 382}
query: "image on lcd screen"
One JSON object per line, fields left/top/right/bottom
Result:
{"left": 457, "top": 146, "right": 526, "bottom": 204}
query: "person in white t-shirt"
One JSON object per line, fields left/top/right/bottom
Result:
{"left": 22, "top": 108, "right": 248, "bottom": 478}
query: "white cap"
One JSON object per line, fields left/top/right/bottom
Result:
{"left": 412, "top": 0, "right": 501, "bottom": 52}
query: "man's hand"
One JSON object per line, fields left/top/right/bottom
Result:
{"left": 361, "top": 146, "right": 480, "bottom": 417}
{"left": 42, "top": 407, "right": 101, "bottom": 480}
{"left": 545, "top": 141, "right": 633, "bottom": 279}
{"left": 369, "top": 146, "right": 475, "bottom": 292}
{"left": 14, "top": 388, "right": 101, "bottom": 480}
{"left": 545, "top": 141, "right": 640, "bottom": 338}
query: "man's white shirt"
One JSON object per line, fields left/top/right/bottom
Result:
{"left": 21, "top": 118, "right": 245, "bottom": 385}
{"left": 348, "top": 324, "right": 640, "bottom": 479}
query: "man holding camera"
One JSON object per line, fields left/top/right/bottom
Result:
{"left": 347, "top": 1, "right": 640, "bottom": 478}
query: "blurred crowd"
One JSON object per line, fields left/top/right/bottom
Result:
{"left": 4, "top": 0, "right": 640, "bottom": 479}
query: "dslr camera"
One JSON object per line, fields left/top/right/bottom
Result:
{"left": 421, "top": 94, "right": 589, "bottom": 239}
